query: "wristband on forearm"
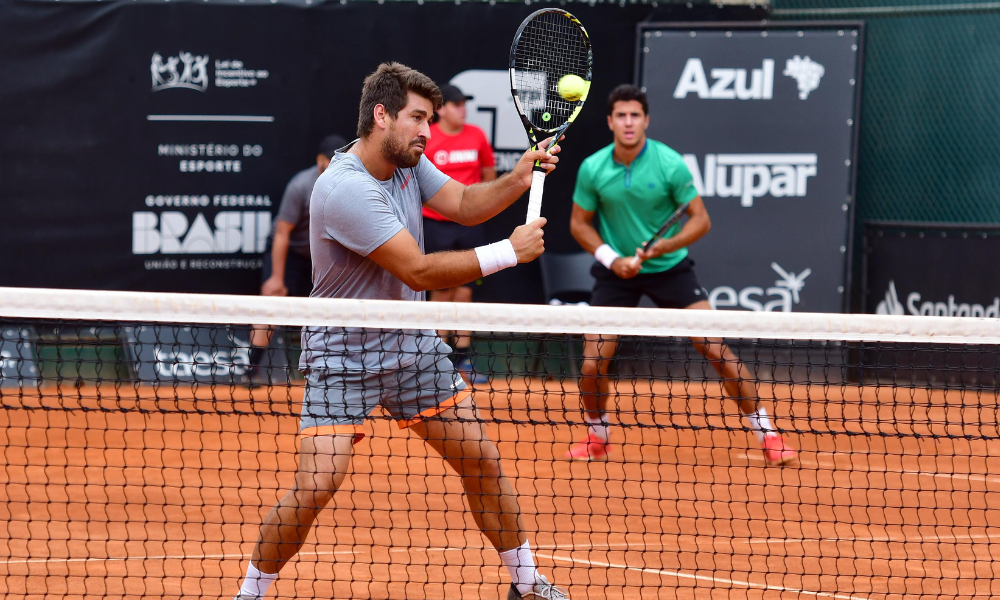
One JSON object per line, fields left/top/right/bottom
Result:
{"left": 594, "top": 244, "right": 619, "bottom": 269}
{"left": 474, "top": 239, "right": 518, "bottom": 276}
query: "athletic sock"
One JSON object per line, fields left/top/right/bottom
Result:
{"left": 499, "top": 540, "right": 538, "bottom": 596}
{"left": 238, "top": 561, "right": 278, "bottom": 599}
{"left": 744, "top": 407, "right": 774, "bottom": 444}
{"left": 585, "top": 412, "right": 609, "bottom": 443}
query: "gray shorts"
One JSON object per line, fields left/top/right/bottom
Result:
{"left": 300, "top": 351, "right": 470, "bottom": 440}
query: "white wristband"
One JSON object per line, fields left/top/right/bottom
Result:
{"left": 474, "top": 239, "right": 518, "bottom": 276}
{"left": 594, "top": 244, "right": 619, "bottom": 269}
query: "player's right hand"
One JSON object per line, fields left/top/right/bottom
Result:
{"left": 261, "top": 276, "right": 288, "bottom": 297}
{"left": 509, "top": 217, "right": 546, "bottom": 263}
{"left": 611, "top": 256, "right": 641, "bottom": 280}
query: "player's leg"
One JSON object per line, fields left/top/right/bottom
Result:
{"left": 566, "top": 333, "right": 618, "bottom": 461}
{"left": 684, "top": 300, "right": 797, "bottom": 466}
{"left": 236, "top": 433, "right": 357, "bottom": 599}
{"left": 235, "top": 369, "right": 370, "bottom": 599}
{"left": 643, "top": 259, "right": 797, "bottom": 466}
{"left": 389, "top": 351, "right": 568, "bottom": 599}
{"left": 566, "top": 265, "right": 640, "bottom": 461}
{"left": 410, "top": 398, "right": 569, "bottom": 600}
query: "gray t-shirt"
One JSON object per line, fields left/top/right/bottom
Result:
{"left": 273, "top": 166, "right": 319, "bottom": 257}
{"left": 300, "top": 147, "right": 451, "bottom": 373}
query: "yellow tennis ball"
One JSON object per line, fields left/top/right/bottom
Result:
{"left": 558, "top": 74, "right": 588, "bottom": 102}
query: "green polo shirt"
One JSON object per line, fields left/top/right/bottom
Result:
{"left": 573, "top": 139, "right": 698, "bottom": 274}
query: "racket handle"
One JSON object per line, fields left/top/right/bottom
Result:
{"left": 631, "top": 250, "right": 642, "bottom": 268}
{"left": 525, "top": 170, "right": 546, "bottom": 224}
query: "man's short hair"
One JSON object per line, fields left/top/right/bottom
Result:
{"left": 357, "top": 63, "right": 443, "bottom": 138}
{"left": 607, "top": 84, "right": 649, "bottom": 116}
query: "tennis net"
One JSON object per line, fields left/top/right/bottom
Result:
{"left": 2, "top": 287, "right": 1000, "bottom": 600}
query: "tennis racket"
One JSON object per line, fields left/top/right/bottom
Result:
{"left": 509, "top": 8, "right": 592, "bottom": 224}
{"left": 632, "top": 201, "right": 692, "bottom": 266}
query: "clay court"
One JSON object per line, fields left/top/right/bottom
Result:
{"left": 3, "top": 375, "right": 998, "bottom": 600}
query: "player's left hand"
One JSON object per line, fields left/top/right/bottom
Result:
{"left": 635, "top": 236, "right": 680, "bottom": 262}
{"left": 511, "top": 136, "right": 563, "bottom": 189}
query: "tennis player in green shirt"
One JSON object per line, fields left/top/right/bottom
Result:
{"left": 567, "top": 84, "right": 797, "bottom": 466}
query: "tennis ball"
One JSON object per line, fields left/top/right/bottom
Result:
{"left": 558, "top": 74, "right": 588, "bottom": 102}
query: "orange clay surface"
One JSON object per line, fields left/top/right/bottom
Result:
{"left": 2, "top": 377, "right": 1000, "bottom": 600}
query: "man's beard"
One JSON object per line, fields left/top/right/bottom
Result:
{"left": 381, "top": 124, "right": 425, "bottom": 169}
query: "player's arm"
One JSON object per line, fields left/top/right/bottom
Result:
{"left": 367, "top": 219, "right": 546, "bottom": 292}
{"left": 570, "top": 204, "right": 640, "bottom": 280}
{"left": 636, "top": 197, "right": 711, "bottom": 262}
{"left": 262, "top": 220, "right": 295, "bottom": 296}
{"left": 424, "top": 137, "right": 559, "bottom": 226}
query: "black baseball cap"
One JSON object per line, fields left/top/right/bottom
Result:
{"left": 317, "top": 134, "right": 348, "bottom": 158}
{"left": 440, "top": 84, "right": 473, "bottom": 105}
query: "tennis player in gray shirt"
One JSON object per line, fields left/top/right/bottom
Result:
{"left": 235, "top": 63, "right": 569, "bottom": 600}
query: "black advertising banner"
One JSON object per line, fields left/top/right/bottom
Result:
{"left": 638, "top": 24, "right": 863, "bottom": 313}
{"left": 863, "top": 223, "right": 1000, "bottom": 317}
{"left": 0, "top": 2, "right": 657, "bottom": 302}
{"left": 861, "top": 223, "right": 1000, "bottom": 387}
{"left": 121, "top": 323, "right": 294, "bottom": 384}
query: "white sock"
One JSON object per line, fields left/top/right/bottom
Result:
{"left": 499, "top": 540, "right": 538, "bottom": 595}
{"left": 585, "top": 413, "right": 609, "bottom": 442}
{"left": 744, "top": 407, "right": 774, "bottom": 444}
{"left": 239, "top": 562, "right": 278, "bottom": 599}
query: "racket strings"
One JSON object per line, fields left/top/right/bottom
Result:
{"left": 512, "top": 12, "right": 590, "bottom": 131}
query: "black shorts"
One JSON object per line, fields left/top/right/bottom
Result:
{"left": 423, "top": 217, "right": 486, "bottom": 254}
{"left": 590, "top": 257, "right": 708, "bottom": 309}
{"left": 261, "top": 244, "right": 313, "bottom": 298}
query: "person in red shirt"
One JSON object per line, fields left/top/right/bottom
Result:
{"left": 424, "top": 84, "right": 497, "bottom": 383}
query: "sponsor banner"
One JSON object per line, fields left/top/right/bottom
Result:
{"left": 122, "top": 323, "right": 295, "bottom": 384}
{"left": 861, "top": 223, "right": 1000, "bottom": 387}
{"left": 0, "top": 325, "right": 38, "bottom": 388}
{"left": 639, "top": 25, "right": 862, "bottom": 312}
{"left": 0, "top": 3, "right": 653, "bottom": 302}
{"left": 863, "top": 224, "right": 1000, "bottom": 317}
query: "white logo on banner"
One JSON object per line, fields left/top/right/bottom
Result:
{"left": 151, "top": 52, "right": 210, "bottom": 92}
{"left": 448, "top": 70, "right": 529, "bottom": 172}
{"left": 673, "top": 58, "right": 775, "bottom": 100}
{"left": 132, "top": 211, "right": 271, "bottom": 254}
{"left": 673, "top": 56, "right": 826, "bottom": 100}
{"left": 876, "top": 280, "right": 1000, "bottom": 317}
{"left": 153, "top": 331, "right": 249, "bottom": 378}
{"left": 684, "top": 153, "right": 817, "bottom": 207}
{"left": 783, "top": 56, "right": 825, "bottom": 100}
{"left": 708, "top": 263, "right": 812, "bottom": 312}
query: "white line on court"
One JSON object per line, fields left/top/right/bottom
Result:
{"left": 736, "top": 450, "right": 1000, "bottom": 485}
{"left": 535, "top": 550, "right": 869, "bottom": 600}
{"left": 146, "top": 115, "right": 274, "bottom": 122}
{"left": 804, "top": 452, "right": 1000, "bottom": 485}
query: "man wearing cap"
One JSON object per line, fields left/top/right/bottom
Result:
{"left": 423, "top": 84, "right": 497, "bottom": 383}
{"left": 249, "top": 134, "right": 347, "bottom": 376}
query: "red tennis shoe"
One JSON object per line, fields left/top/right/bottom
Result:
{"left": 565, "top": 433, "right": 611, "bottom": 461}
{"left": 762, "top": 433, "right": 797, "bottom": 466}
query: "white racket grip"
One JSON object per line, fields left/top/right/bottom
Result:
{"left": 631, "top": 250, "right": 642, "bottom": 268}
{"left": 525, "top": 170, "right": 546, "bottom": 224}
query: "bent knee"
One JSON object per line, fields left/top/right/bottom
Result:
{"left": 581, "top": 360, "right": 604, "bottom": 378}
{"left": 293, "top": 471, "right": 343, "bottom": 497}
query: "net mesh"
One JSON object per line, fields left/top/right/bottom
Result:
{"left": 511, "top": 10, "right": 591, "bottom": 132}
{"left": 3, "top": 288, "right": 1000, "bottom": 600}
